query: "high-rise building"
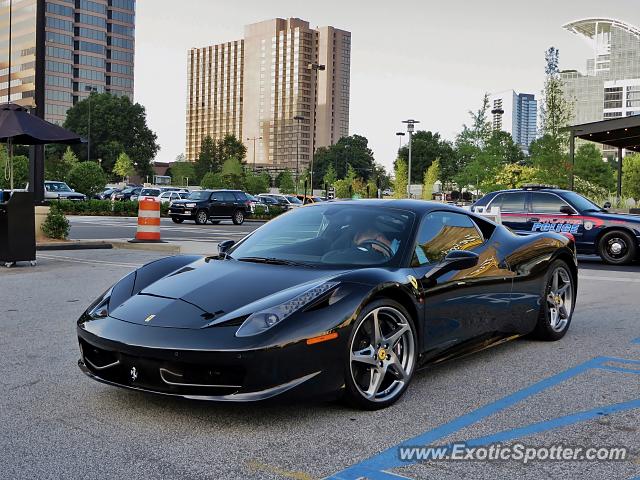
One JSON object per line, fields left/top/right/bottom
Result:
{"left": 489, "top": 90, "right": 537, "bottom": 153}
{"left": 185, "top": 18, "right": 351, "bottom": 172}
{"left": 561, "top": 18, "right": 640, "bottom": 125}
{"left": 0, "top": 0, "right": 136, "bottom": 125}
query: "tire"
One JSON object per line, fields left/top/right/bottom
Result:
{"left": 171, "top": 217, "right": 184, "bottom": 224}
{"left": 232, "top": 209, "right": 245, "bottom": 225}
{"left": 531, "top": 260, "right": 575, "bottom": 341}
{"left": 344, "top": 299, "right": 417, "bottom": 410}
{"left": 598, "top": 230, "right": 636, "bottom": 265}
{"left": 195, "top": 209, "right": 208, "bottom": 225}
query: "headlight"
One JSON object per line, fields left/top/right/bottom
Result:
{"left": 185, "top": 202, "right": 196, "bottom": 208}
{"left": 235, "top": 282, "right": 339, "bottom": 337}
{"left": 87, "top": 288, "right": 112, "bottom": 319}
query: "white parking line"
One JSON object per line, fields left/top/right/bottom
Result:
{"left": 579, "top": 274, "right": 640, "bottom": 283}
{"left": 37, "top": 254, "right": 142, "bottom": 268}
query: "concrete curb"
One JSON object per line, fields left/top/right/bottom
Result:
{"left": 111, "top": 241, "right": 181, "bottom": 254}
{"left": 36, "top": 241, "right": 113, "bottom": 251}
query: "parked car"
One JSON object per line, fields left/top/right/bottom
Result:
{"left": 169, "top": 189, "right": 252, "bottom": 225}
{"left": 158, "top": 190, "right": 184, "bottom": 205}
{"left": 295, "top": 194, "right": 324, "bottom": 205}
{"left": 112, "top": 187, "right": 142, "bottom": 201}
{"left": 258, "top": 193, "right": 303, "bottom": 210}
{"left": 246, "top": 194, "right": 269, "bottom": 215}
{"left": 132, "top": 187, "right": 162, "bottom": 202}
{"left": 94, "top": 188, "right": 121, "bottom": 200}
{"left": 44, "top": 181, "right": 86, "bottom": 201}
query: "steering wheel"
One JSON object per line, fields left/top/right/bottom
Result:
{"left": 358, "top": 239, "right": 393, "bottom": 259}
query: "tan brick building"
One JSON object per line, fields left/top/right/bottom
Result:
{"left": 185, "top": 18, "right": 351, "bottom": 174}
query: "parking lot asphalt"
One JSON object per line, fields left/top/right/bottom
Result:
{"left": 1, "top": 250, "right": 639, "bottom": 479}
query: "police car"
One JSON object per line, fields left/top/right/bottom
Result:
{"left": 472, "top": 185, "right": 640, "bottom": 265}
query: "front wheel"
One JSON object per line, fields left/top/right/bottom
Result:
{"left": 532, "top": 260, "right": 575, "bottom": 341}
{"left": 344, "top": 299, "right": 417, "bottom": 410}
{"left": 195, "top": 209, "right": 208, "bottom": 225}
{"left": 598, "top": 230, "right": 636, "bottom": 265}
{"left": 232, "top": 209, "right": 245, "bottom": 225}
{"left": 171, "top": 217, "right": 183, "bottom": 224}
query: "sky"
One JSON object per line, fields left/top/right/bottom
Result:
{"left": 134, "top": 0, "right": 640, "bottom": 172}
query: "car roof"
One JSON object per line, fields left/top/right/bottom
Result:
{"left": 314, "top": 199, "right": 473, "bottom": 215}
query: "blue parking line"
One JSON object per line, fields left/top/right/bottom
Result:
{"left": 328, "top": 356, "right": 640, "bottom": 480}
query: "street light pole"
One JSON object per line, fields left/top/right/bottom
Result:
{"left": 85, "top": 86, "right": 97, "bottom": 162}
{"left": 293, "top": 115, "right": 305, "bottom": 194}
{"left": 396, "top": 132, "right": 405, "bottom": 151}
{"left": 401, "top": 119, "right": 420, "bottom": 198}
{"left": 247, "top": 136, "right": 262, "bottom": 173}
{"left": 307, "top": 63, "right": 325, "bottom": 193}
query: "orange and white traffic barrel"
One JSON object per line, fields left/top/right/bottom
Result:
{"left": 130, "top": 197, "right": 164, "bottom": 243}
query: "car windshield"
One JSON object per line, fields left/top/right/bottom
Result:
{"left": 229, "top": 204, "right": 415, "bottom": 268}
{"left": 140, "top": 188, "right": 160, "bottom": 196}
{"left": 561, "top": 191, "right": 603, "bottom": 212}
{"left": 287, "top": 196, "right": 303, "bottom": 204}
{"left": 188, "top": 191, "right": 210, "bottom": 201}
{"left": 47, "top": 182, "right": 72, "bottom": 192}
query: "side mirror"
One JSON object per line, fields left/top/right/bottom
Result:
{"left": 603, "top": 201, "right": 611, "bottom": 210}
{"left": 559, "top": 205, "right": 575, "bottom": 215}
{"left": 218, "top": 240, "right": 235, "bottom": 255}
{"left": 424, "top": 250, "right": 480, "bottom": 282}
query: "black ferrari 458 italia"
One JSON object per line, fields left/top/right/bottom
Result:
{"left": 78, "top": 200, "right": 578, "bottom": 409}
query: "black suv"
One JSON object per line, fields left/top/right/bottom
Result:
{"left": 169, "top": 190, "right": 251, "bottom": 225}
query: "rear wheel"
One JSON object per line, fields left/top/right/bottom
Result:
{"left": 598, "top": 230, "right": 636, "bottom": 265}
{"left": 344, "top": 299, "right": 417, "bottom": 410}
{"left": 232, "top": 209, "right": 245, "bottom": 225}
{"left": 532, "top": 260, "right": 575, "bottom": 341}
{"left": 195, "top": 209, "right": 208, "bottom": 225}
{"left": 171, "top": 217, "right": 183, "bottom": 224}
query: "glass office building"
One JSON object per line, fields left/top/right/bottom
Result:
{"left": 0, "top": 0, "right": 135, "bottom": 124}
{"left": 489, "top": 90, "right": 537, "bottom": 153}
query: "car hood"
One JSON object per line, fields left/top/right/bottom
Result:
{"left": 109, "top": 259, "right": 349, "bottom": 329}
{"left": 591, "top": 212, "right": 640, "bottom": 223}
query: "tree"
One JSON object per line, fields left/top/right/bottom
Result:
{"left": 200, "top": 172, "right": 224, "bottom": 189}
{"left": 312, "top": 135, "right": 375, "bottom": 186}
{"left": 221, "top": 157, "right": 244, "bottom": 189}
{"left": 194, "top": 136, "right": 219, "bottom": 182}
{"left": 422, "top": 159, "right": 440, "bottom": 200}
{"left": 170, "top": 161, "right": 196, "bottom": 186}
{"left": 529, "top": 135, "right": 570, "bottom": 187}
{"left": 540, "top": 47, "right": 573, "bottom": 142}
{"left": 493, "top": 163, "right": 541, "bottom": 190}
{"left": 113, "top": 152, "right": 134, "bottom": 182}
{"left": 276, "top": 169, "right": 295, "bottom": 194}
{"left": 622, "top": 153, "right": 640, "bottom": 200}
{"left": 219, "top": 135, "right": 247, "bottom": 164}
{"left": 45, "top": 147, "right": 79, "bottom": 182}
{"left": 62, "top": 93, "right": 159, "bottom": 177}
{"left": 68, "top": 162, "right": 107, "bottom": 196}
{"left": 393, "top": 159, "right": 408, "bottom": 199}
{"left": 397, "top": 131, "right": 456, "bottom": 184}
{"left": 323, "top": 163, "right": 337, "bottom": 187}
{"left": 0, "top": 149, "right": 29, "bottom": 189}
{"left": 244, "top": 172, "right": 270, "bottom": 194}
{"left": 574, "top": 143, "right": 615, "bottom": 192}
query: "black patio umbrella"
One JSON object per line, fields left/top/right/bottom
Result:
{"left": 0, "top": 103, "right": 84, "bottom": 190}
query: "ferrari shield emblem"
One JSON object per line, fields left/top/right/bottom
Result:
{"left": 407, "top": 275, "right": 418, "bottom": 290}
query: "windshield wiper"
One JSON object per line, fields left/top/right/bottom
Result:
{"left": 583, "top": 208, "right": 606, "bottom": 213}
{"left": 237, "top": 256, "right": 311, "bottom": 267}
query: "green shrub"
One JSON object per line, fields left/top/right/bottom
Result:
{"left": 41, "top": 205, "right": 70, "bottom": 239}
{"left": 68, "top": 161, "right": 107, "bottom": 197}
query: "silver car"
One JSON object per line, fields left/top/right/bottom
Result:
{"left": 44, "top": 181, "right": 86, "bottom": 201}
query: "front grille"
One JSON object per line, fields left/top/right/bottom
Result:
{"left": 79, "top": 338, "right": 245, "bottom": 395}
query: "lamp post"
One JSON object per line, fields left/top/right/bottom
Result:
{"left": 307, "top": 63, "right": 325, "bottom": 193}
{"left": 401, "top": 119, "right": 420, "bottom": 198}
{"left": 396, "top": 132, "right": 405, "bottom": 151}
{"left": 85, "top": 86, "right": 98, "bottom": 162}
{"left": 293, "top": 115, "right": 305, "bottom": 193}
{"left": 247, "top": 136, "right": 262, "bottom": 172}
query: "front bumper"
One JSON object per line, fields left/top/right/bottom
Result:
{"left": 77, "top": 317, "right": 346, "bottom": 402}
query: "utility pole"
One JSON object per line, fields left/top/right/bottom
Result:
{"left": 247, "top": 136, "right": 262, "bottom": 172}
{"left": 307, "top": 63, "right": 325, "bottom": 193}
{"left": 294, "top": 115, "right": 305, "bottom": 194}
{"left": 85, "top": 86, "right": 98, "bottom": 161}
{"left": 401, "top": 119, "right": 420, "bottom": 198}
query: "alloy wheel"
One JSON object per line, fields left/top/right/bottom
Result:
{"left": 545, "top": 267, "right": 573, "bottom": 332}
{"left": 349, "top": 306, "right": 415, "bottom": 403}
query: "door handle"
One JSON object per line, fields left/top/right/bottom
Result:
{"left": 529, "top": 217, "right": 540, "bottom": 222}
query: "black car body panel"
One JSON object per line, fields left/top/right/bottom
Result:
{"left": 169, "top": 189, "right": 251, "bottom": 222}
{"left": 473, "top": 187, "right": 640, "bottom": 257}
{"left": 77, "top": 200, "right": 577, "bottom": 402}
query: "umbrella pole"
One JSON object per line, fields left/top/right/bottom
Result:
{"left": 8, "top": 138, "right": 13, "bottom": 190}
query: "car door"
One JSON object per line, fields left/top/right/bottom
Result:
{"left": 208, "top": 191, "right": 223, "bottom": 217}
{"left": 220, "top": 192, "right": 237, "bottom": 216}
{"left": 490, "top": 192, "right": 530, "bottom": 233}
{"left": 529, "top": 192, "right": 583, "bottom": 241}
{"left": 411, "top": 211, "right": 514, "bottom": 354}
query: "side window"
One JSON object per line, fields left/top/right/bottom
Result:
{"left": 499, "top": 192, "right": 527, "bottom": 213}
{"left": 210, "top": 192, "right": 220, "bottom": 201}
{"left": 222, "top": 192, "right": 235, "bottom": 201}
{"left": 412, "top": 212, "right": 484, "bottom": 266}
{"left": 531, "top": 193, "right": 571, "bottom": 214}
{"left": 233, "top": 191, "right": 247, "bottom": 201}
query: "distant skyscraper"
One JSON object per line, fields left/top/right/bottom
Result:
{"left": 489, "top": 90, "right": 537, "bottom": 153}
{"left": 561, "top": 18, "right": 640, "bottom": 126}
{"left": 0, "top": 0, "right": 136, "bottom": 125}
{"left": 186, "top": 18, "right": 351, "bottom": 172}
